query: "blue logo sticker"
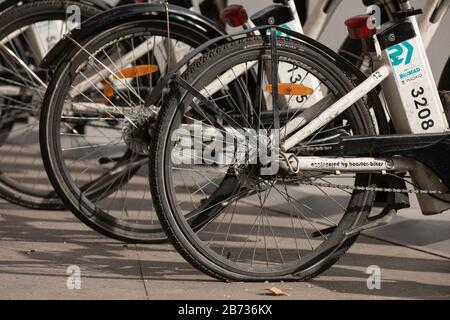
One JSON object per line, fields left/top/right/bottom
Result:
{"left": 388, "top": 41, "right": 414, "bottom": 66}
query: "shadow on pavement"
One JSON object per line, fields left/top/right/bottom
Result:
{"left": 0, "top": 207, "right": 448, "bottom": 298}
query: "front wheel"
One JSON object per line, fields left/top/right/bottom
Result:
{"left": 150, "top": 36, "right": 379, "bottom": 281}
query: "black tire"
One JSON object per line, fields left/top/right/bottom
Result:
{"left": 40, "top": 19, "right": 217, "bottom": 243}
{"left": 0, "top": 0, "right": 102, "bottom": 209}
{"left": 150, "top": 36, "right": 378, "bottom": 281}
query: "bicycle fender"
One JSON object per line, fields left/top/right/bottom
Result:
{"left": 41, "top": 3, "right": 225, "bottom": 68}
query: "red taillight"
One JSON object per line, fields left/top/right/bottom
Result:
{"left": 345, "top": 15, "right": 376, "bottom": 40}
{"left": 219, "top": 5, "right": 248, "bottom": 27}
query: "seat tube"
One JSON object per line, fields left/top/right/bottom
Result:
{"left": 373, "top": 13, "right": 448, "bottom": 134}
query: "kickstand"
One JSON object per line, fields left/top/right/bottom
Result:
{"left": 311, "top": 206, "right": 397, "bottom": 239}
{"left": 344, "top": 206, "right": 396, "bottom": 238}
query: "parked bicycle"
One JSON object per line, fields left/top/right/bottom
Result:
{"left": 37, "top": 0, "right": 232, "bottom": 243}
{"left": 35, "top": 0, "right": 327, "bottom": 243}
{"left": 37, "top": 0, "right": 449, "bottom": 247}
{"left": 0, "top": 0, "right": 229, "bottom": 243}
{"left": 148, "top": 0, "right": 450, "bottom": 281}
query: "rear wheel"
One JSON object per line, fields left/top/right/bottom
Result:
{"left": 150, "top": 37, "right": 378, "bottom": 281}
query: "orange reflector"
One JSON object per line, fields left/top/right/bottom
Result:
{"left": 113, "top": 64, "right": 158, "bottom": 79}
{"left": 102, "top": 65, "right": 158, "bottom": 104}
{"left": 266, "top": 83, "right": 313, "bottom": 96}
{"left": 103, "top": 81, "right": 114, "bottom": 104}
{"left": 103, "top": 81, "right": 114, "bottom": 97}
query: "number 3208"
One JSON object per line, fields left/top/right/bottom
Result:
{"left": 411, "top": 87, "right": 434, "bottom": 130}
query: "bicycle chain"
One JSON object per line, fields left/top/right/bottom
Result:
{"left": 290, "top": 179, "right": 448, "bottom": 195}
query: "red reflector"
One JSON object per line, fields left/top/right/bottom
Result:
{"left": 345, "top": 15, "right": 376, "bottom": 40}
{"left": 219, "top": 5, "right": 248, "bottom": 27}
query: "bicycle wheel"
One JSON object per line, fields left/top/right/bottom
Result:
{"left": 150, "top": 36, "right": 378, "bottom": 281}
{"left": 40, "top": 18, "right": 221, "bottom": 243}
{"left": 0, "top": 0, "right": 102, "bottom": 209}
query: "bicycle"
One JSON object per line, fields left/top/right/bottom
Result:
{"left": 38, "top": 0, "right": 449, "bottom": 244}
{"left": 31, "top": 2, "right": 384, "bottom": 242}
{"left": 148, "top": 0, "right": 450, "bottom": 281}
{"left": 35, "top": 0, "right": 323, "bottom": 243}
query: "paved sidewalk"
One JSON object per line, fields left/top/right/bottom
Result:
{"left": 0, "top": 199, "right": 449, "bottom": 300}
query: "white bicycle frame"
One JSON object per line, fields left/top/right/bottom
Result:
{"left": 277, "top": 0, "right": 449, "bottom": 214}
{"left": 283, "top": 0, "right": 449, "bottom": 151}
{"left": 189, "top": 0, "right": 448, "bottom": 152}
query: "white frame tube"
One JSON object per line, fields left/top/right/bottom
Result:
{"left": 281, "top": 65, "right": 391, "bottom": 151}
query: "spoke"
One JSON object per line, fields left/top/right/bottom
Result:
{"left": 273, "top": 184, "right": 327, "bottom": 243}
{"left": 61, "top": 139, "right": 122, "bottom": 152}
{"left": 283, "top": 183, "right": 301, "bottom": 259}
{"left": 66, "top": 36, "right": 146, "bottom": 104}
{"left": 74, "top": 70, "right": 137, "bottom": 127}
{"left": 184, "top": 188, "right": 251, "bottom": 222}
{"left": 0, "top": 42, "right": 46, "bottom": 88}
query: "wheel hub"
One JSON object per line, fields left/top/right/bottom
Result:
{"left": 122, "top": 107, "right": 157, "bottom": 155}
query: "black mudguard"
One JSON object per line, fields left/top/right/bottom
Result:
{"left": 41, "top": 3, "right": 226, "bottom": 68}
